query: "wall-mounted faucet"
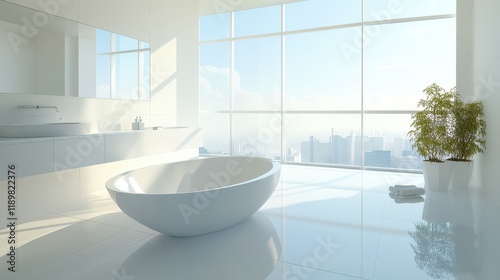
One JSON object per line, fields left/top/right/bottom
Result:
{"left": 18, "top": 105, "right": 61, "bottom": 120}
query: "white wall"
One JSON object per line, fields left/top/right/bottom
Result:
{"left": 199, "top": 0, "right": 304, "bottom": 16}
{"left": 0, "top": 0, "right": 201, "bottom": 233}
{"left": 0, "top": 22, "right": 35, "bottom": 95}
{"left": 471, "top": 0, "right": 500, "bottom": 204}
{"left": 79, "top": 0, "right": 150, "bottom": 43}
{"left": 0, "top": 0, "right": 200, "bottom": 128}
{"left": 4, "top": 0, "right": 79, "bottom": 22}
{"left": 65, "top": 35, "right": 79, "bottom": 97}
{"left": 77, "top": 24, "right": 97, "bottom": 99}
{"left": 458, "top": 0, "right": 500, "bottom": 204}
{"left": 456, "top": 0, "right": 473, "bottom": 97}
{"left": 35, "top": 30, "right": 65, "bottom": 96}
{"left": 464, "top": 0, "right": 500, "bottom": 270}
{"left": 150, "top": 0, "right": 199, "bottom": 128}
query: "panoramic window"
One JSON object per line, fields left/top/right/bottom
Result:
{"left": 199, "top": 0, "right": 456, "bottom": 171}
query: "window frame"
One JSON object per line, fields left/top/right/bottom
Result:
{"left": 199, "top": 3, "right": 456, "bottom": 173}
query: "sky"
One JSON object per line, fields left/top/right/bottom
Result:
{"left": 198, "top": 0, "right": 456, "bottom": 156}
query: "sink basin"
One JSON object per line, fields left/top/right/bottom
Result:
{"left": 0, "top": 122, "right": 92, "bottom": 138}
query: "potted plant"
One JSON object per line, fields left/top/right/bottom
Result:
{"left": 408, "top": 84, "right": 456, "bottom": 191}
{"left": 447, "top": 96, "right": 486, "bottom": 189}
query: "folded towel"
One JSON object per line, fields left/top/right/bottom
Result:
{"left": 395, "top": 187, "right": 425, "bottom": 196}
{"left": 389, "top": 193, "right": 425, "bottom": 204}
{"left": 389, "top": 185, "right": 425, "bottom": 196}
{"left": 394, "top": 184, "right": 418, "bottom": 189}
{"left": 389, "top": 184, "right": 417, "bottom": 191}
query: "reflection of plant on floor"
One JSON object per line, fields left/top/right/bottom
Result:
{"left": 408, "top": 221, "right": 455, "bottom": 280}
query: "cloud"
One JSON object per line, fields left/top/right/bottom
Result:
{"left": 199, "top": 65, "right": 230, "bottom": 111}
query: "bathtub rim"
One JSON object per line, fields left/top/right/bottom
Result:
{"left": 105, "top": 156, "right": 281, "bottom": 196}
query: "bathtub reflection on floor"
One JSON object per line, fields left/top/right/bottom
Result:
{"left": 117, "top": 211, "right": 282, "bottom": 279}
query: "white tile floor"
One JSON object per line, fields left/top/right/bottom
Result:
{"left": 1, "top": 164, "right": 500, "bottom": 280}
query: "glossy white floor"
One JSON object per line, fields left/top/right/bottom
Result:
{"left": 1, "top": 164, "right": 500, "bottom": 280}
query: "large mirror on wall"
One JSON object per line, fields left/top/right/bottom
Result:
{"left": 0, "top": 1, "right": 150, "bottom": 100}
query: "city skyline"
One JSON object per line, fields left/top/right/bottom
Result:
{"left": 201, "top": 128, "right": 421, "bottom": 170}
{"left": 198, "top": 0, "right": 455, "bottom": 172}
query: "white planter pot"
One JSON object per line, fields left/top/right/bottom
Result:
{"left": 449, "top": 161, "right": 474, "bottom": 190}
{"left": 422, "top": 161, "right": 452, "bottom": 191}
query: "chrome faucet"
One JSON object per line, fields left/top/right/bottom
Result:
{"left": 18, "top": 105, "right": 61, "bottom": 120}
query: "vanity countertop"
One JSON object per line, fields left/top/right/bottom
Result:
{"left": 0, "top": 127, "right": 190, "bottom": 145}
{"left": 0, "top": 126, "right": 203, "bottom": 180}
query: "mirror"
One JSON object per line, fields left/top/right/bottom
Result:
{"left": 0, "top": 1, "right": 79, "bottom": 97}
{"left": 79, "top": 26, "right": 151, "bottom": 100}
{"left": 0, "top": 1, "right": 150, "bottom": 100}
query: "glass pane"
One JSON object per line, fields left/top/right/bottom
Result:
{"left": 200, "top": 42, "right": 230, "bottom": 111}
{"left": 113, "top": 52, "right": 139, "bottom": 99}
{"left": 233, "top": 114, "right": 282, "bottom": 159}
{"left": 234, "top": 6, "right": 281, "bottom": 37}
{"left": 363, "top": 18, "right": 456, "bottom": 110}
{"left": 363, "top": 114, "right": 421, "bottom": 170}
{"left": 285, "top": 28, "right": 362, "bottom": 110}
{"left": 96, "top": 29, "right": 110, "bottom": 53}
{"left": 114, "top": 33, "right": 138, "bottom": 52}
{"left": 234, "top": 36, "right": 281, "bottom": 110}
{"left": 140, "top": 41, "right": 150, "bottom": 49}
{"left": 199, "top": 113, "right": 230, "bottom": 155}
{"left": 364, "top": 0, "right": 455, "bottom": 22}
{"left": 199, "top": 13, "right": 230, "bottom": 41}
{"left": 285, "top": 0, "right": 362, "bottom": 31}
{"left": 284, "top": 114, "right": 361, "bottom": 165}
{"left": 139, "top": 50, "right": 150, "bottom": 100}
{"left": 96, "top": 55, "right": 110, "bottom": 98}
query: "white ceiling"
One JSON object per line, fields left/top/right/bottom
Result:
{"left": 198, "top": 0, "right": 306, "bottom": 16}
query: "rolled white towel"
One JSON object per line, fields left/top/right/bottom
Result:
{"left": 389, "top": 185, "right": 414, "bottom": 192}
{"left": 389, "top": 185, "right": 425, "bottom": 196}
{"left": 389, "top": 193, "right": 424, "bottom": 203}
{"left": 394, "top": 184, "right": 418, "bottom": 189}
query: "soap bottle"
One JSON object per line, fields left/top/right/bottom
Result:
{"left": 132, "top": 116, "right": 139, "bottom": 130}
{"left": 138, "top": 116, "right": 144, "bottom": 130}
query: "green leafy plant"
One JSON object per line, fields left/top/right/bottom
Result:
{"left": 408, "top": 84, "right": 458, "bottom": 162}
{"left": 448, "top": 98, "right": 486, "bottom": 161}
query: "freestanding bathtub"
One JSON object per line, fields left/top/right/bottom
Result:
{"left": 106, "top": 156, "right": 281, "bottom": 237}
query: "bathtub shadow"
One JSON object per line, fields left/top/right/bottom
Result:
{"left": 117, "top": 211, "right": 282, "bottom": 279}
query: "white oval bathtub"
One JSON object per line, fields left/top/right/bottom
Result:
{"left": 106, "top": 156, "right": 281, "bottom": 237}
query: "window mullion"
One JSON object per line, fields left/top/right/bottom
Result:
{"left": 361, "top": 0, "right": 365, "bottom": 170}
{"left": 280, "top": 4, "right": 286, "bottom": 164}
{"left": 229, "top": 12, "right": 235, "bottom": 156}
